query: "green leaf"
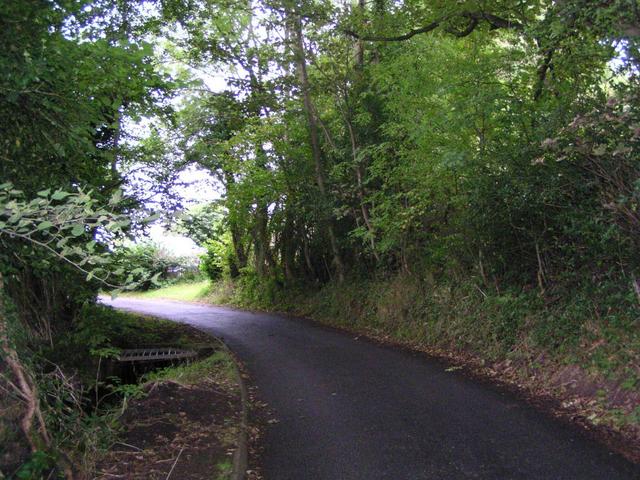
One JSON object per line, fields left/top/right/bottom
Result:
{"left": 90, "top": 347, "right": 121, "bottom": 359}
{"left": 109, "top": 189, "right": 122, "bottom": 206}
{"left": 71, "top": 224, "right": 85, "bottom": 236}
{"left": 51, "top": 190, "right": 71, "bottom": 201}
{"left": 593, "top": 145, "right": 607, "bottom": 156}
{"left": 37, "top": 189, "right": 51, "bottom": 197}
{"left": 37, "top": 221, "right": 53, "bottom": 231}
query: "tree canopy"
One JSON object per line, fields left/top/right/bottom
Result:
{"left": 2, "top": 0, "right": 640, "bottom": 476}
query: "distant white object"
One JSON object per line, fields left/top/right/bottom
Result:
{"left": 149, "top": 166, "right": 220, "bottom": 257}
{"left": 149, "top": 225, "right": 204, "bottom": 257}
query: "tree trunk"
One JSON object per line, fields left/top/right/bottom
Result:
{"left": 346, "top": 117, "right": 380, "bottom": 263}
{"left": 281, "top": 211, "right": 296, "bottom": 282}
{"left": 345, "top": 0, "right": 380, "bottom": 263}
{"left": 253, "top": 202, "right": 274, "bottom": 276}
{"left": 229, "top": 224, "right": 247, "bottom": 278}
{"left": 291, "top": 10, "right": 345, "bottom": 283}
{"left": 244, "top": 31, "right": 275, "bottom": 277}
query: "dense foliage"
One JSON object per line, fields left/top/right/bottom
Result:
{"left": 169, "top": 0, "right": 639, "bottom": 296}
{"left": 2, "top": 0, "right": 640, "bottom": 476}
{"left": 0, "top": 1, "right": 176, "bottom": 477}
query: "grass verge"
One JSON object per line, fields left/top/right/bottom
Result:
{"left": 118, "top": 280, "right": 211, "bottom": 301}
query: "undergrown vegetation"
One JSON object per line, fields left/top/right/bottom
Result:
{"left": 1, "top": 302, "right": 241, "bottom": 479}
{"left": 217, "top": 274, "right": 640, "bottom": 380}
{"left": 2, "top": 304, "right": 181, "bottom": 478}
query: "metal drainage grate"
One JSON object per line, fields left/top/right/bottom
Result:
{"left": 116, "top": 348, "right": 198, "bottom": 363}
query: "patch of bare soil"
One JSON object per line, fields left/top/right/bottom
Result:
{"left": 96, "top": 380, "right": 241, "bottom": 480}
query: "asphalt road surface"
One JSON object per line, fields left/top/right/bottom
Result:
{"left": 102, "top": 297, "right": 640, "bottom": 480}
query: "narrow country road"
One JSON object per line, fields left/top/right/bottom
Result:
{"left": 102, "top": 297, "right": 640, "bottom": 480}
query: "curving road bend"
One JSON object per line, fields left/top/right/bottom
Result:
{"left": 102, "top": 297, "right": 640, "bottom": 480}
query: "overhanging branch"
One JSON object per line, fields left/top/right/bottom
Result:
{"left": 445, "top": 17, "right": 479, "bottom": 38}
{"left": 345, "top": 11, "right": 523, "bottom": 42}
{"left": 344, "top": 19, "right": 443, "bottom": 42}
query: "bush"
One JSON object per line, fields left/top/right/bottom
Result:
{"left": 111, "top": 242, "right": 198, "bottom": 290}
{"left": 199, "top": 232, "right": 235, "bottom": 281}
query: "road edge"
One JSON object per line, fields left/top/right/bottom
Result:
{"left": 192, "top": 298, "right": 640, "bottom": 466}
{"left": 215, "top": 338, "right": 249, "bottom": 480}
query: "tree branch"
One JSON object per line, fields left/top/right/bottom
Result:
{"left": 0, "top": 230, "right": 121, "bottom": 289}
{"left": 344, "top": 11, "right": 523, "bottom": 42}
{"left": 445, "top": 17, "right": 479, "bottom": 38}
{"left": 345, "top": 19, "right": 443, "bottom": 42}
{"left": 533, "top": 47, "right": 556, "bottom": 101}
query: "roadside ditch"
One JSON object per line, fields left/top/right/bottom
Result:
{"left": 93, "top": 314, "right": 252, "bottom": 480}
